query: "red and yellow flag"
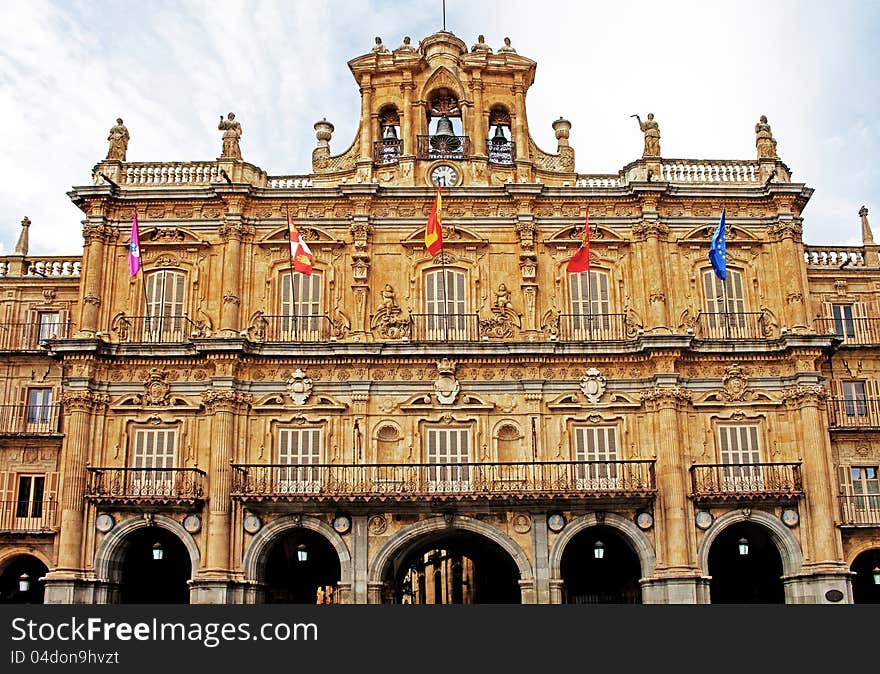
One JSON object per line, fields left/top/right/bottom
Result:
{"left": 425, "top": 187, "right": 443, "bottom": 256}
{"left": 566, "top": 206, "right": 591, "bottom": 273}
{"left": 288, "top": 212, "right": 313, "bottom": 275}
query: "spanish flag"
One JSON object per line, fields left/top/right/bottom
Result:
{"left": 425, "top": 187, "right": 443, "bottom": 256}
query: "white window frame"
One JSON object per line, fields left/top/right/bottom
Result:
{"left": 16, "top": 474, "right": 45, "bottom": 524}
{"left": 573, "top": 425, "right": 619, "bottom": 489}
{"left": 851, "top": 466, "right": 880, "bottom": 513}
{"left": 131, "top": 428, "right": 177, "bottom": 495}
{"left": 842, "top": 380, "right": 869, "bottom": 418}
{"left": 280, "top": 271, "right": 323, "bottom": 341}
{"left": 569, "top": 270, "right": 613, "bottom": 339}
{"left": 144, "top": 270, "right": 187, "bottom": 341}
{"left": 424, "top": 269, "right": 468, "bottom": 340}
{"left": 703, "top": 268, "right": 747, "bottom": 336}
{"left": 425, "top": 427, "right": 470, "bottom": 492}
{"left": 277, "top": 427, "right": 322, "bottom": 493}
{"left": 37, "top": 311, "right": 62, "bottom": 342}
{"left": 718, "top": 424, "right": 763, "bottom": 491}
{"left": 26, "top": 387, "right": 52, "bottom": 425}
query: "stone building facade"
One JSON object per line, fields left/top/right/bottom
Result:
{"left": 0, "top": 31, "right": 878, "bottom": 604}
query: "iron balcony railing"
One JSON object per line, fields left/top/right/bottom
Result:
{"left": 0, "top": 404, "right": 61, "bottom": 435}
{"left": 690, "top": 463, "right": 803, "bottom": 499}
{"left": 85, "top": 467, "right": 206, "bottom": 502}
{"left": 248, "top": 314, "right": 336, "bottom": 342}
{"left": 416, "top": 135, "right": 471, "bottom": 160}
{"left": 555, "top": 313, "right": 631, "bottom": 341}
{"left": 827, "top": 397, "right": 880, "bottom": 428}
{"left": 373, "top": 139, "right": 402, "bottom": 164}
{"left": 409, "top": 313, "right": 480, "bottom": 342}
{"left": 839, "top": 495, "right": 880, "bottom": 526}
{"left": 231, "top": 460, "right": 656, "bottom": 501}
{"left": 113, "top": 315, "right": 202, "bottom": 343}
{"left": 0, "top": 499, "right": 56, "bottom": 532}
{"left": 815, "top": 317, "right": 880, "bottom": 346}
{"left": 694, "top": 311, "right": 768, "bottom": 339}
{"left": 487, "top": 138, "right": 515, "bottom": 165}
{"left": 0, "top": 320, "right": 71, "bottom": 350}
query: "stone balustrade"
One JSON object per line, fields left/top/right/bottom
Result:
{"left": 0, "top": 256, "right": 81, "bottom": 278}
{"left": 804, "top": 246, "right": 866, "bottom": 267}
{"left": 574, "top": 175, "right": 623, "bottom": 188}
{"left": 659, "top": 159, "right": 759, "bottom": 183}
{"left": 266, "top": 175, "right": 314, "bottom": 189}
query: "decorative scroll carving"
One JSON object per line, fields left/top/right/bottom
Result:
{"left": 434, "top": 359, "right": 460, "bottom": 405}
{"left": 528, "top": 135, "right": 574, "bottom": 172}
{"left": 479, "top": 305, "right": 521, "bottom": 340}
{"left": 780, "top": 385, "right": 827, "bottom": 406}
{"left": 138, "top": 368, "right": 171, "bottom": 407}
{"left": 640, "top": 386, "right": 692, "bottom": 408}
{"left": 201, "top": 389, "right": 253, "bottom": 414}
{"left": 61, "top": 391, "right": 110, "bottom": 413}
{"left": 579, "top": 368, "right": 607, "bottom": 404}
{"left": 287, "top": 369, "right": 313, "bottom": 405}
{"left": 371, "top": 284, "right": 411, "bottom": 340}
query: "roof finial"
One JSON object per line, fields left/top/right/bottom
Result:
{"left": 860, "top": 205, "right": 874, "bottom": 245}
{"left": 14, "top": 216, "right": 30, "bottom": 256}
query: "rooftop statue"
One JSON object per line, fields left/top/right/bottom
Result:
{"left": 395, "top": 36, "right": 417, "bottom": 53}
{"left": 371, "top": 36, "right": 389, "bottom": 54}
{"left": 755, "top": 115, "right": 778, "bottom": 159}
{"left": 497, "top": 36, "right": 516, "bottom": 53}
{"left": 632, "top": 113, "right": 660, "bottom": 158}
{"left": 471, "top": 34, "right": 492, "bottom": 53}
{"left": 218, "top": 112, "right": 242, "bottom": 160}
{"left": 106, "top": 118, "right": 129, "bottom": 161}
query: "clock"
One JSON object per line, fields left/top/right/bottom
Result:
{"left": 430, "top": 163, "right": 460, "bottom": 187}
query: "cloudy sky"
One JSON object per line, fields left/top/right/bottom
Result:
{"left": 0, "top": 0, "right": 877, "bottom": 255}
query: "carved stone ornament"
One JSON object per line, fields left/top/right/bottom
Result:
{"left": 580, "top": 368, "right": 607, "bottom": 404}
{"left": 720, "top": 364, "right": 751, "bottom": 402}
{"left": 286, "top": 368, "right": 313, "bottom": 405}
{"left": 140, "top": 368, "right": 170, "bottom": 406}
{"left": 434, "top": 358, "right": 461, "bottom": 405}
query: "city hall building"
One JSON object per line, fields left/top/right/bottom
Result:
{"left": 0, "top": 30, "right": 878, "bottom": 604}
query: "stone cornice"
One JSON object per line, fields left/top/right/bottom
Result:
{"left": 60, "top": 390, "right": 111, "bottom": 413}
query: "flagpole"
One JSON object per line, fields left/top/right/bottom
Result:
{"left": 440, "top": 238, "right": 449, "bottom": 342}
{"left": 287, "top": 204, "right": 298, "bottom": 341}
{"left": 135, "top": 209, "right": 151, "bottom": 338}
{"left": 720, "top": 206, "right": 729, "bottom": 339}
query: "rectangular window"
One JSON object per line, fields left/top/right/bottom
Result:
{"left": 703, "top": 269, "right": 747, "bottom": 336}
{"left": 832, "top": 304, "right": 856, "bottom": 339}
{"left": 144, "top": 270, "right": 187, "bottom": 341}
{"left": 37, "top": 312, "right": 61, "bottom": 342}
{"left": 569, "top": 271, "right": 612, "bottom": 339}
{"left": 573, "top": 426, "right": 619, "bottom": 488}
{"left": 26, "top": 388, "right": 52, "bottom": 424}
{"left": 281, "top": 272, "right": 323, "bottom": 341}
{"left": 425, "top": 427, "right": 470, "bottom": 492}
{"left": 851, "top": 466, "right": 880, "bottom": 513}
{"left": 278, "top": 428, "right": 322, "bottom": 493}
{"left": 131, "top": 428, "right": 176, "bottom": 495}
{"left": 842, "top": 381, "right": 868, "bottom": 417}
{"left": 15, "top": 475, "right": 45, "bottom": 520}
{"left": 718, "top": 424, "right": 763, "bottom": 491}
{"left": 425, "top": 270, "right": 468, "bottom": 340}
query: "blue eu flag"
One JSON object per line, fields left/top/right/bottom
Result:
{"left": 709, "top": 208, "right": 727, "bottom": 281}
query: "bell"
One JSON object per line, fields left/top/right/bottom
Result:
{"left": 383, "top": 124, "right": 398, "bottom": 140}
{"left": 435, "top": 114, "right": 454, "bottom": 137}
{"left": 491, "top": 124, "right": 507, "bottom": 143}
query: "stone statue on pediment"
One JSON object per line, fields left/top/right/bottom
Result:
{"left": 471, "top": 34, "right": 492, "bottom": 53}
{"left": 371, "top": 36, "right": 389, "bottom": 54}
{"left": 755, "top": 115, "right": 778, "bottom": 159}
{"left": 106, "top": 118, "right": 129, "bottom": 161}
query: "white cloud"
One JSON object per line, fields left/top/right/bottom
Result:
{"left": 0, "top": 0, "right": 877, "bottom": 254}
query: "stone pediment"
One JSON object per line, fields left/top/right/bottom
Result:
{"left": 679, "top": 223, "right": 760, "bottom": 243}
{"left": 545, "top": 223, "right": 626, "bottom": 243}
{"left": 139, "top": 226, "right": 209, "bottom": 246}
{"left": 399, "top": 392, "right": 494, "bottom": 412}
{"left": 421, "top": 65, "right": 465, "bottom": 101}
{"left": 546, "top": 391, "right": 640, "bottom": 410}
{"left": 252, "top": 391, "right": 348, "bottom": 411}
{"left": 402, "top": 224, "right": 488, "bottom": 248}
{"left": 258, "top": 224, "right": 345, "bottom": 248}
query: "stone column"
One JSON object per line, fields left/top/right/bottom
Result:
{"left": 512, "top": 77, "right": 531, "bottom": 178}
{"left": 78, "top": 216, "right": 116, "bottom": 337}
{"left": 358, "top": 76, "right": 373, "bottom": 162}
{"left": 218, "top": 218, "right": 244, "bottom": 336}
{"left": 632, "top": 218, "right": 670, "bottom": 332}
{"left": 471, "top": 75, "right": 485, "bottom": 157}
{"left": 192, "top": 389, "right": 250, "bottom": 603}
{"left": 44, "top": 390, "right": 109, "bottom": 603}
{"left": 768, "top": 215, "right": 809, "bottom": 330}
{"left": 350, "top": 218, "right": 373, "bottom": 339}
{"left": 640, "top": 385, "right": 700, "bottom": 603}
{"left": 531, "top": 514, "right": 550, "bottom": 603}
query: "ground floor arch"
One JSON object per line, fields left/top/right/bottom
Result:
{"left": 369, "top": 515, "right": 533, "bottom": 604}
{"left": 93, "top": 514, "right": 199, "bottom": 604}
{"left": 849, "top": 547, "right": 880, "bottom": 603}
{"left": 0, "top": 552, "right": 49, "bottom": 604}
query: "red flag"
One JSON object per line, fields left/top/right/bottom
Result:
{"left": 129, "top": 209, "right": 141, "bottom": 277}
{"left": 425, "top": 187, "right": 443, "bottom": 256}
{"left": 288, "top": 212, "right": 313, "bottom": 275}
{"left": 566, "top": 207, "right": 591, "bottom": 273}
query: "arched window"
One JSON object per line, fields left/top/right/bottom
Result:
{"left": 376, "top": 105, "right": 401, "bottom": 164}
{"left": 488, "top": 107, "right": 513, "bottom": 164}
{"left": 280, "top": 271, "right": 324, "bottom": 341}
{"left": 568, "top": 270, "right": 614, "bottom": 339}
{"left": 143, "top": 269, "right": 186, "bottom": 341}
{"left": 422, "top": 268, "right": 472, "bottom": 340}
{"left": 421, "top": 90, "right": 467, "bottom": 159}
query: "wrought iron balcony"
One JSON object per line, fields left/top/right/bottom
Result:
{"left": 85, "top": 468, "right": 206, "bottom": 505}
{"left": 416, "top": 135, "right": 471, "bottom": 160}
{"left": 373, "top": 139, "right": 402, "bottom": 164}
{"left": 815, "top": 317, "right": 880, "bottom": 345}
{"left": 111, "top": 314, "right": 203, "bottom": 343}
{"left": 0, "top": 320, "right": 71, "bottom": 350}
{"left": 694, "top": 311, "right": 769, "bottom": 339}
{"left": 231, "top": 460, "right": 656, "bottom": 504}
{"left": 690, "top": 463, "right": 803, "bottom": 500}
{"left": 487, "top": 138, "right": 515, "bottom": 165}
{"left": 247, "top": 314, "right": 336, "bottom": 342}
{"left": 827, "top": 397, "right": 880, "bottom": 429}
{"left": 839, "top": 495, "right": 880, "bottom": 526}
{"left": 0, "top": 499, "right": 56, "bottom": 532}
{"left": 408, "top": 313, "right": 480, "bottom": 342}
{"left": 0, "top": 404, "right": 61, "bottom": 435}
{"left": 552, "top": 313, "right": 633, "bottom": 341}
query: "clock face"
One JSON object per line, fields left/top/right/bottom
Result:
{"left": 430, "top": 164, "right": 459, "bottom": 187}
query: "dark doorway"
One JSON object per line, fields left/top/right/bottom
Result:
{"left": 0, "top": 555, "right": 48, "bottom": 604}
{"left": 708, "top": 522, "right": 784, "bottom": 603}
{"left": 393, "top": 530, "right": 521, "bottom": 604}
{"left": 264, "top": 528, "right": 341, "bottom": 604}
{"left": 850, "top": 549, "right": 880, "bottom": 604}
{"left": 119, "top": 526, "right": 191, "bottom": 603}
{"left": 560, "top": 525, "right": 642, "bottom": 603}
